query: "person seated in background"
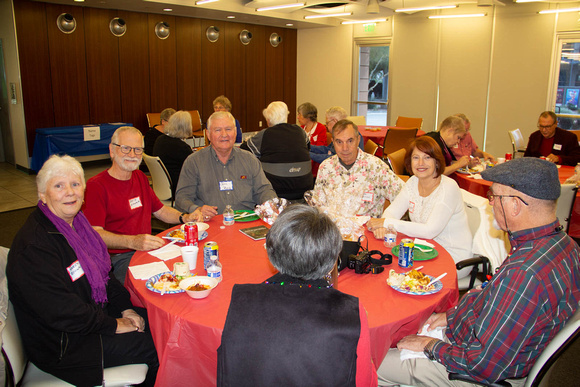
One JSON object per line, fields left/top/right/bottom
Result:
{"left": 84, "top": 127, "right": 201, "bottom": 283}
{"left": 217, "top": 204, "right": 377, "bottom": 386}
{"left": 213, "top": 95, "right": 242, "bottom": 143}
{"left": 367, "top": 136, "right": 472, "bottom": 279}
{"left": 152, "top": 110, "right": 193, "bottom": 196}
{"left": 524, "top": 110, "right": 580, "bottom": 165}
{"left": 144, "top": 107, "right": 175, "bottom": 156}
{"left": 424, "top": 115, "right": 472, "bottom": 175}
{"left": 8, "top": 155, "right": 158, "bottom": 386}
{"left": 452, "top": 113, "right": 496, "bottom": 164}
{"left": 298, "top": 102, "right": 327, "bottom": 176}
{"left": 376, "top": 157, "right": 580, "bottom": 386}
{"left": 241, "top": 101, "right": 313, "bottom": 201}
{"left": 310, "top": 106, "right": 364, "bottom": 175}
{"left": 313, "top": 119, "right": 403, "bottom": 217}
{"left": 176, "top": 111, "right": 277, "bottom": 221}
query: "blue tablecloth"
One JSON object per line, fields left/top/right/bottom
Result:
{"left": 31, "top": 123, "right": 131, "bottom": 171}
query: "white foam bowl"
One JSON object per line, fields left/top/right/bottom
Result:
{"left": 180, "top": 222, "right": 210, "bottom": 239}
{"left": 179, "top": 276, "right": 218, "bottom": 299}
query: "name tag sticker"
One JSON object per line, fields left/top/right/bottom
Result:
{"left": 129, "top": 196, "right": 143, "bottom": 210}
{"left": 67, "top": 260, "right": 85, "bottom": 282}
{"left": 219, "top": 180, "right": 234, "bottom": 191}
{"left": 362, "top": 192, "right": 374, "bottom": 203}
{"left": 554, "top": 144, "right": 562, "bottom": 151}
{"left": 409, "top": 201, "right": 416, "bottom": 214}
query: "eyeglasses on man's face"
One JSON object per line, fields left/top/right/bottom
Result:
{"left": 486, "top": 190, "right": 528, "bottom": 206}
{"left": 112, "top": 143, "right": 144, "bottom": 155}
{"left": 537, "top": 122, "right": 556, "bottom": 130}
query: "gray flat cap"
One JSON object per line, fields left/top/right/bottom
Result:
{"left": 480, "top": 157, "right": 560, "bottom": 200}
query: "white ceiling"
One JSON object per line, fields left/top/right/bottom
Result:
{"left": 32, "top": 0, "right": 578, "bottom": 29}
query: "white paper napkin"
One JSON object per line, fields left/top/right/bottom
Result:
{"left": 129, "top": 262, "right": 170, "bottom": 280}
{"left": 413, "top": 238, "right": 435, "bottom": 249}
{"left": 148, "top": 243, "right": 182, "bottom": 261}
{"left": 466, "top": 173, "right": 483, "bottom": 180}
{"left": 399, "top": 324, "right": 445, "bottom": 361}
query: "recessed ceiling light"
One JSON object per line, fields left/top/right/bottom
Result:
{"left": 227, "top": 15, "right": 235, "bottom": 19}
{"left": 286, "top": 23, "right": 294, "bottom": 26}
{"left": 74, "top": 0, "right": 85, "bottom": 2}
{"left": 163, "top": 8, "right": 173, "bottom": 12}
{"left": 257, "top": 3, "right": 304, "bottom": 12}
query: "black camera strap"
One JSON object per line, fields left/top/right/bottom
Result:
{"left": 366, "top": 250, "right": 392, "bottom": 274}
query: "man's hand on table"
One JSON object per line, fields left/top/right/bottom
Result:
{"left": 131, "top": 234, "right": 164, "bottom": 251}
{"left": 183, "top": 210, "right": 203, "bottom": 223}
{"left": 545, "top": 153, "right": 560, "bottom": 164}
{"left": 197, "top": 205, "right": 219, "bottom": 222}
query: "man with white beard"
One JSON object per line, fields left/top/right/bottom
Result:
{"left": 84, "top": 126, "right": 201, "bottom": 283}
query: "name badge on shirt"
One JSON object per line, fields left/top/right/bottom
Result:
{"left": 219, "top": 180, "right": 234, "bottom": 191}
{"left": 553, "top": 144, "right": 562, "bottom": 151}
{"left": 362, "top": 191, "right": 374, "bottom": 203}
{"left": 129, "top": 196, "right": 142, "bottom": 210}
{"left": 67, "top": 260, "right": 85, "bottom": 282}
{"left": 409, "top": 201, "right": 416, "bottom": 214}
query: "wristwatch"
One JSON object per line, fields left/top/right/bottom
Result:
{"left": 179, "top": 212, "right": 187, "bottom": 224}
{"left": 423, "top": 338, "right": 439, "bottom": 361}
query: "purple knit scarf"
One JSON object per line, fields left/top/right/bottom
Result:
{"left": 39, "top": 201, "right": 111, "bottom": 305}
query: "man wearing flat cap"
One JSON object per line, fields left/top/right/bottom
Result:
{"left": 377, "top": 157, "right": 580, "bottom": 386}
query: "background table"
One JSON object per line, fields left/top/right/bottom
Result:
{"left": 359, "top": 125, "right": 426, "bottom": 157}
{"left": 452, "top": 165, "right": 580, "bottom": 238}
{"left": 31, "top": 123, "right": 130, "bottom": 171}
{"left": 126, "top": 217, "right": 459, "bottom": 387}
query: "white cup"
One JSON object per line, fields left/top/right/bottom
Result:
{"left": 496, "top": 157, "right": 506, "bottom": 164}
{"left": 181, "top": 246, "right": 198, "bottom": 270}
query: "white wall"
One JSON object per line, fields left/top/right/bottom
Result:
{"left": 297, "top": 2, "right": 580, "bottom": 159}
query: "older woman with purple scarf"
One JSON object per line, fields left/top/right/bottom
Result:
{"left": 7, "top": 155, "right": 158, "bottom": 386}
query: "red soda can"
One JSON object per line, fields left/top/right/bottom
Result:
{"left": 505, "top": 153, "right": 513, "bottom": 161}
{"left": 184, "top": 222, "right": 198, "bottom": 246}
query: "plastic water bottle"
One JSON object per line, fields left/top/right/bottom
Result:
{"left": 384, "top": 224, "right": 397, "bottom": 248}
{"left": 223, "top": 205, "right": 234, "bottom": 226}
{"left": 206, "top": 255, "right": 222, "bottom": 282}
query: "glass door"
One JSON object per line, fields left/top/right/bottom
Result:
{"left": 353, "top": 42, "right": 390, "bottom": 126}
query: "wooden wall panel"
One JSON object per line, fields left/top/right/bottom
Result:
{"left": 200, "top": 20, "right": 226, "bottom": 123}
{"left": 264, "top": 27, "right": 285, "bottom": 107}
{"left": 84, "top": 8, "right": 122, "bottom": 124}
{"left": 148, "top": 14, "right": 177, "bottom": 114}
{"left": 13, "top": 0, "right": 54, "bottom": 154}
{"left": 245, "top": 24, "right": 266, "bottom": 132}
{"left": 224, "top": 22, "right": 247, "bottom": 132}
{"left": 118, "top": 11, "right": 150, "bottom": 131}
{"left": 45, "top": 3, "right": 90, "bottom": 127}
{"left": 175, "top": 17, "right": 202, "bottom": 112}
{"left": 283, "top": 29, "right": 297, "bottom": 124}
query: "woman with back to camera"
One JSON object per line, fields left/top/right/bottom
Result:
{"left": 367, "top": 136, "right": 472, "bottom": 279}
{"left": 153, "top": 110, "right": 193, "bottom": 196}
{"left": 217, "top": 204, "right": 377, "bottom": 386}
{"left": 7, "top": 155, "right": 158, "bottom": 386}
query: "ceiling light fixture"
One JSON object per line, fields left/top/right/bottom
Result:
{"left": 341, "top": 18, "right": 387, "bottom": 24}
{"left": 163, "top": 8, "right": 173, "bottom": 12}
{"left": 515, "top": 0, "right": 542, "bottom": 2}
{"left": 428, "top": 13, "right": 486, "bottom": 19}
{"left": 539, "top": 7, "right": 580, "bottom": 14}
{"left": 396, "top": 5, "right": 456, "bottom": 13}
{"left": 305, "top": 12, "right": 352, "bottom": 19}
{"left": 257, "top": 3, "right": 305, "bottom": 12}
{"left": 196, "top": 0, "right": 218, "bottom": 5}
{"left": 286, "top": 23, "right": 294, "bottom": 26}
{"left": 227, "top": 15, "right": 235, "bottom": 19}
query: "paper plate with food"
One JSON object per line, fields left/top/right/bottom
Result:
{"left": 456, "top": 164, "right": 486, "bottom": 175}
{"left": 386, "top": 269, "right": 442, "bottom": 295}
{"left": 165, "top": 222, "right": 209, "bottom": 242}
{"left": 146, "top": 272, "right": 184, "bottom": 295}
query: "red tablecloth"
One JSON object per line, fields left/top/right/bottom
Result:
{"left": 359, "top": 126, "right": 426, "bottom": 157}
{"left": 126, "top": 217, "right": 459, "bottom": 387}
{"left": 452, "top": 165, "right": 580, "bottom": 238}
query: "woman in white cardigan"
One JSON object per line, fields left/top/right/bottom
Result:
{"left": 367, "top": 136, "right": 472, "bottom": 278}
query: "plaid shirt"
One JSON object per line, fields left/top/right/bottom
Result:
{"left": 432, "top": 220, "right": 580, "bottom": 383}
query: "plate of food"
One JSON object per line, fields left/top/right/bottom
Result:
{"left": 234, "top": 210, "right": 260, "bottom": 222}
{"left": 391, "top": 245, "right": 438, "bottom": 261}
{"left": 146, "top": 272, "right": 184, "bottom": 295}
{"left": 386, "top": 269, "right": 442, "bottom": 295}
{"left": 165, "top": 222, "right": 210, "bottom": 242}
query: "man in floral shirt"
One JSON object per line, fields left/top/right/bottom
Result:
{"left": 313, "top": 119, "right": 404, "bottom": 218}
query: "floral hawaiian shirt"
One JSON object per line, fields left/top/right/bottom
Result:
{"left": 313, "top": 149, "right": 404, "bottom": 218}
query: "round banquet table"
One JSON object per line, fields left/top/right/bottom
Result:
{"left": 451, "top": 165, "right": 580, "bottom": 238}
{"left": 126, "top": 216, "right": 459, "bottom": 387}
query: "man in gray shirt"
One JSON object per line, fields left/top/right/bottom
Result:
{"left": 176, "top": 111, "right": 277, "bottom": 221}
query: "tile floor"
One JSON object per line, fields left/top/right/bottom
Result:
{"left": 0, "top": 160, "right": 111, "bottom": 212}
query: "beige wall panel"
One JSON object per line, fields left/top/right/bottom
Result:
{"left": 486, "top": 4, "right": 555, "bottom": 158}
{"left": 437, "top": 16, "right": 492, "bottom": 149}
{"left": 296, "top": 25, "right": 353, "bottom": 123}
{"left": 389, "top": 14, "right": 439, "bottom": 131}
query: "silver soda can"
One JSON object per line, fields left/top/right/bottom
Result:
{"left": 398, "top": 238, "right": 414, "bottom": 268}
{"left": 203, "top": 241, "right": 219, "bottom": 269}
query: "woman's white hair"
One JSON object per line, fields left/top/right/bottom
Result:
{"left": 263, "top": 101, "right": 289, "bottom": 126}
{"left": 165, "top": 110, "right": 192, "bottom": 139}
{"left": 37, "top": 155, "right": 85, "bottom": 199}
